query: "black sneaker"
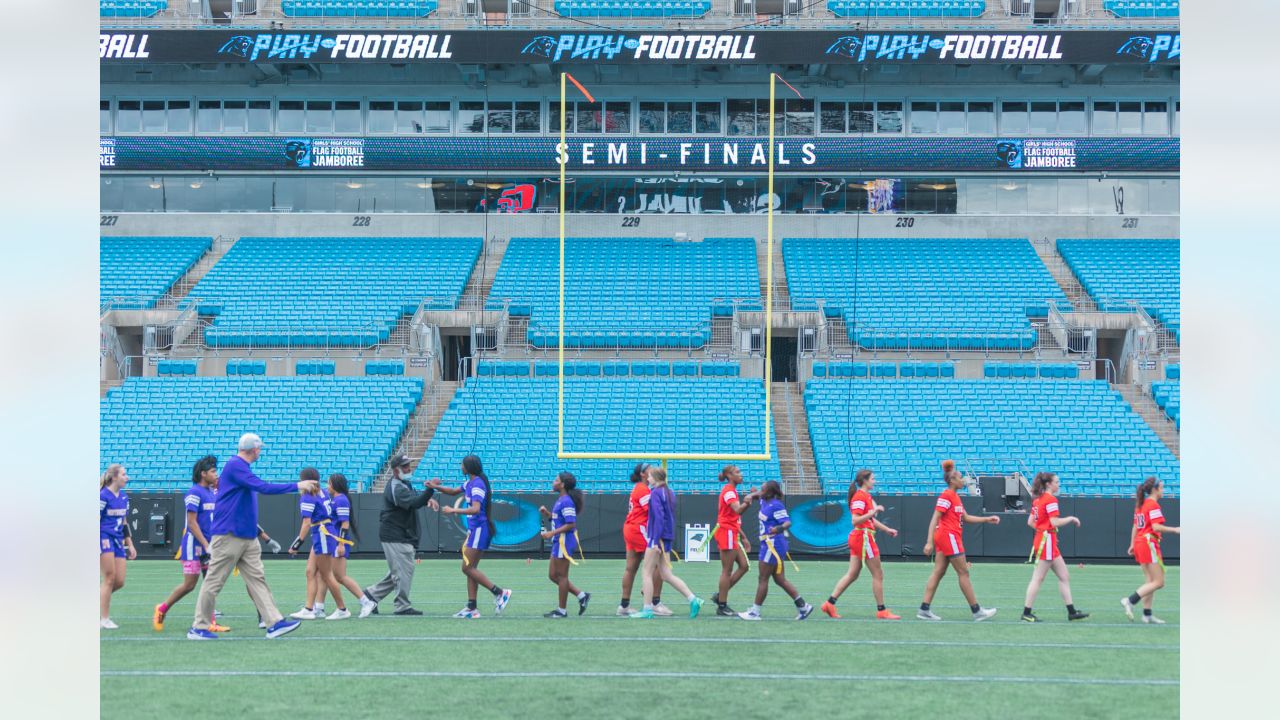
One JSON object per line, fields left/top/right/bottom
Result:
{"left": 544, "top": 609, "right": 567, "bottom": 619}
{"left": 716, "top": 604, "right": 738, "bottom": 617}
{"left": 578, "top": 592, "right": 591, "bottom": 616}
{"left": 1068, "top": 609, "right": 1090, "bottom": 622}
{"left": 710, "top": 592, "right": 720, "bottom": 606}
{"left": 1021, "top": 612, "right": 1039, "bottom": 623}
{"left": 393, "top": 607, "right": 423, "bottom": 616}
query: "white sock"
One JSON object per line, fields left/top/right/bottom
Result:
{"left": 751, "top": 604, "right": 762, "bottom": 614}
{"left": 686, "top": 592, "right": 697, "bottom": 602}
{"left": 577, "top": 591, "right": 587, "bottom": 600}
{"left": 558, "top": 606, "right": 567, "bottom": 613}
{"left": 644, "top": 603, "right": 654, "bottom": 611}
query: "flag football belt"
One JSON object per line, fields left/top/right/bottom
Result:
{"left": 696, "top": 523, "right": 750, "bottom": 570}
{"left": 557, "top": 529, "right": 586, "bottom": 566}
{"left": 760, "top": 536, "right": 799, "bottom": 574}
{"left": 316, "top": 520, "right": 354, "bottom": 547}
{"left": 1026, "top": 527, "right": 1057, "bottom": 564}
{"left": 859, "top": 528, "right": 876, "bottom": 561}
{"left": 1145, "top": 535, "right": 1164, "bottom": 569}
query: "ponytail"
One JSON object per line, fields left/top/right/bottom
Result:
{"left": 1031, "top": 471, "right": 1056, "bottom": 497}
{"left": 630, "top": 462, "right": 650, "bottom": 484}
{"left": 847, "top": 468, "right": 872, "bottom": 506}
{"left": 462, "top": 455, "right": 495, "bottom": 537}
{"left": 329, "top": 473, "right": 358, "bottom": 541}
{"left": 761, "top": 480, "right": 783, "bottom": 501}
{"left": 1135, "top": 476, "right": 1160, "bottom": 509}
{"left": 101, "top": 464, "right": 123, "bottom": 489}
{"left": 941, "top": 459, "right": 959, "bottom": 485}
{"left": 559, "top": 471, "right": 584, "bottom": 513}
{"left": 718, "top": 465, "right": 737, "bottom": 483}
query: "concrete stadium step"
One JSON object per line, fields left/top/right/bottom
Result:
{"left": 757, "top": 237, "right": 790, "bottom": 313}
{"left": 167, "top": 236, "right": 238, "bottom": 304}
{"left": 460, "top": 236, "right": 509, "bottom": 309}
{"left": 374, "top": 379, "right": 460, "bottom": 492}
{"left": 1032, "top": 238, "right": 1098, "bottom": 313}
{"left": 1113, "top": 383, "right": 1180, "bottom": 459}
{"left": 771, "top": 381, "right": 819, "bottom": 494}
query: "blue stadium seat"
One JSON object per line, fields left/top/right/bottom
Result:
{"left": 1103, "top": 0, "right": 1178, "bottom": 18}
{"left": 280, "top": 0, "right": 438, "bottom": 17}
{"left": 101, "top": 237, "right": 210, "bottom": 310}
{"left": 553, "top": 0, "right": 711, "bottom": 16}
{"left": 828, "top": 0, "right": 985, "bottom": 17}
{"left": 101, "top": 1, "right": 169, "bottom": 18}
{"left": 1151, "top": 380, "right": 1180, "bottom": 428}
{"left": 1058, "top": 239, "right": 1179, "bottom": 340}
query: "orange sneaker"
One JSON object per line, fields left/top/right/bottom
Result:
{"left": 820, "top": 601, "right": 841, "bottom": 619}
{"left": 876, "top": 609, "right": 901, "bottom": 620}
{"left": 152, "top": 604, "right": 166, "bottom": 632}
{"left": 208, "top": 622, "right": 232, "bottom": 633}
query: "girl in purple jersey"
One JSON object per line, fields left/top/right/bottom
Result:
{"left": 540, "top": 472, "right": 590, "bottom": 618}
{"left": 434, "top": 455, "right": 511, "bottom": 618}
{"left": 631, "top": 467, "right": 704, "bottom": 620}
{"left": 154, "top": 456, "right": 229, "bottom": 632}
{"left": 326, "top": 473, "right": 366, "bottom": 607}
{"left": 288, "top": 467, "right": 350, "bottom": 620}
{"left": 738, "top": 481, "right": 813, "bottom": 621}
{"left": 99, "top": 464, "right": 136, "bottom": 629}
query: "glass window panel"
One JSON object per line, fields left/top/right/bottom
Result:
{"left": 116, "top": 100, "right": 141, "bottom": 133}
{"left": 334, "top": 101, "right": 361, "bottom": 133}
{"left": 1026, "top": 179, "right": 1057, "bottom": 214}
{"left": 549, "top": 104, "right": 571, "bottom": 134}
{"left": 1118, "top": 101, "right": 1142, "bottom": 134}
{"left": 459, "top": 101, "right": 485, "bottom": 133}
{"left": 1093, "top": 101, "right": 1117, "bottom": 134}
{"left": 142, "top": 100, "right": 166, "bottom": 132}
{"left": 1173, "top": 101, "right": 1180, "bottom": 135}
{"left": 248, "top": 101, "right": 271, "bottom": 133}
{"left": 819, "top": 102, "right": 846, "bottom": 134}
{"left": 277, "top": 100, "right": 304, "bottom": 133}
{"left": 727, "top": 99, "right": 755, "bottom": 135}
{"left": 197, "top": 100, "right": 220, "bottom": 132}
{"left": 1058, "top": 101, "right": 1086, "bottom": 134}
{"left": 784, "top": 99, "right": 814, "bottom": 136}
{"left": 843, "top": 102, "right": 870, "bottom": 134}
{"left": 605, "top": 102, "right": 630, "bottom": 134}
{"left": 1143, "top": 101, "right": 1169, "bottom": 134}
{"left": 100, "top": 100, "right": 112, "bottom": 133}
{"left": 1058, "top": 179, "right": 1088, "bottom": 214}
{"left": 305, "top": 100, "right": 333, "bottom": 133}
{"left": 938, "top": 101, "right": 966, "bottom": 134}
{"left": 967, "top": 101, "right": 995, "bottom": 134}
{"left": 224, "top": 100, "right": 248, "bottom": 133}
{"left": 514, "top": 102, "right": 539, "bottom": 133}
{"left": 1029, "top": 101, "right": 1057, "bottom": 134}
{"left": 167, "top": 100, "right": 191, "bottom": 133}
{"left": 369, "top": 100, "right": 395, "bottom": 133}
{"left": 488, "top": 102, "right": 514, "bottom": 133}
{"left": 876, "top": 102, "right": 903, "bottom": 133}
{"left": 1001, "top": 102, "right": 1028, "bottom": 134}
{"left": 667, "top": 102, "right": 692, "bottom": 134}
{"left": 396, "top": 101, "right": 424, "bottom": 134}
{"left": 910, "top": 101, "right": 937, "bottom": 134}
{"left": 995, "top": 180, "right": 1028, "bottom": 214}
{"left": 695, "top": 102, "right": 720, "bottom": 134}
{"left": 576, "top": 102, "right": 602, "bottom": 133}
{"left": 639, "top": 102, "right": 664, "bottom": 133}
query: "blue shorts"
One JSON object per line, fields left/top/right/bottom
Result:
{"left": 464, "top": 525, "right": 492, "bottom": 552}
{"left": 311, "top": 529, "right": 332, "bottom": 556}
{"left": 550, "top": 532, "right": 579, "bottom": 559}
{"left": 647, "top": 536, "right": 672, "bottom": 553}
{"left": 759, "top": 536, "right": 789, "bottom": 566}
{"left": 178, "top": 532, "right": 207, "bottom": 562}
{"left": 330, "top": 531, "right": 352, "bottom": 558}
{"left": 100, "top": 533, "right": 126, "bottom": 558}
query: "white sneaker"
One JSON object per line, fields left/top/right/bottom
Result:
{"left": 314, "top": 604, "right": 325, "bottom": 616}
{"left": 917, "top": 609, "right": 943, "bottom": 621}
{"left": 453, "top": 608, "right": 481, "bottom": 619}
{"left": 795, "top": 603, "right": 814, "bottom": 621}
{"left": 737, "top": 608, "right": 762, "bottom": 621}
{"left": 616, "top": 605, "right": 638, "bottom": 616}
{"left": 100, "top": 618, "right": 119, "bottom": 630}
{"left": 1142, "top": 614, "right": 1166, "bottom": 625}
{"left": 653, "top": 603, "right": 674, "bottom": 617}
{"left": 1121, "top": 597, "right": 1136, "bottom": 621}
{"left": 972, "top": 607, "right": 998, "bottom": 622}
{"left": 325, "top": 608, "right": 351, "bottom": 621}
{"left": 359, "top": 596, "right": 378, "bottom": 619}
{"left": 290, "top": 608, "right": 317, "bottom": 620}
{"left": 494, "top": 589, "right": 512, "bottom": 615}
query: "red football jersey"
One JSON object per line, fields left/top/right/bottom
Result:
{"left": 935, "top": 488, "right": 965, "bottom": 536}
{"left": 1134, "top": 498, "right": 1164, "bottom": 540}
{"left": 625, "top": 482, "right": 650, "bottom": 526}
{"left": 849, "top": 489, "right": 877, "bottom": 531}
{"left": 717, "top": 484, "right": 743, "bottom": 529}
{"left": 1031, "top": 493, "right": 1060, "bottom": 533}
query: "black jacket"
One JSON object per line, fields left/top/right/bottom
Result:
{"left": 378, "top": 474, "right": 435, "bottom": 545}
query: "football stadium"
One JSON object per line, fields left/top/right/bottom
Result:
{"left": 98, "top": 1, "right": 1180, "bottom": 716}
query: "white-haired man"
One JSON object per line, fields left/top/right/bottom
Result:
{"left": 188, "top": 433, "right": 319, "bottom": 640}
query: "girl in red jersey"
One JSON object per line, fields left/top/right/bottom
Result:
{"left": 821, "top": 468, "right": 900, "bottom": 620}
{"left": 1122, "top": 476, "right": 1180, "bottom": 624}
{"left": 1020, "top": 472, "right": 1089, "bottom": 623}
{"left": 917, "top": 460, "right": 1000, "bottom": 622}
{"left": 710, "top": 465, "right": 758, "bottom": 617}
{"left": 618, "top": 463, "right": 652, "bottom": 616}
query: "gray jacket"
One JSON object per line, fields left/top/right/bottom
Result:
{"left": 378, "top": 474, "right": 435, "bottom": 545}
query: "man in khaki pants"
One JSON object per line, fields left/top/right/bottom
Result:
{"left": 188, "top": 433, "right": 318, "bottom": 640}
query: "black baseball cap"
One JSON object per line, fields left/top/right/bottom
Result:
{"left": 391, "top": 454, "right": 412, "bottom": 469}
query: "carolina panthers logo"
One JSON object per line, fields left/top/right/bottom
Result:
{"left": 825, "top": 36, "right": 863, "bottom": 59}
{"left": 996, "top": 141, "right": 1022, "bottom": 169}
{"left": 1117, "top": 36, "right": 1154, "bottom": 60}
{"left": 218, "top": 35, "right": 254, "bottom": 58}
{"left": 284, "top": 140, "right": 311, "bottom": 168}
{"left": 522, "top": 36, "right": 557, "bottom": 59}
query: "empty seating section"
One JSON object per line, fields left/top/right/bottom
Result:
{"left": 296, "top": 360, "right": 336, "bottom": 376}
{"left": 156, "top": 360, "right": 198, "bottom": 376}
{"left": 555, "top": 1, "right": 712, "bottom": 17}
{"left": 1165, "top": 363, "right": 1179, "bottom": 380}
{"left": 280, "top": 1, "right": 439, "bottom": 17}
{"left": 190, "top": 237, "right": 481, "bottom": 347}
{"left": 812, "top": 361, "right": 952, "bottom": 378}
{"left": 785, "top": 239, "right": 1066, "bottom": 350}
{"left": 805, "top": 379, "right": 1179, "bottom": 496}
{"left": 1104, "top": 1, "right": 1179, "bottom": 17}
{"left": 984, "top": 362, "right": 1080, "bottom": 379}
{"left": 1057, "top": 239, "right": 1180, "bottom": 337}
{"left": 365, "top": 361, "right": 406, "bottom": 376}
{"left": 1152, "top": 381, "right": 1179, "bottom": 428}
{"left": 100, "top": 377, "right": 422, "bottom": 491}
{"left": 489, "top": 237, "right": 760, "bottom": 349}
{"left": 828, "top": 1, "right": 985, "bottom": 17}
{"left": 100, "top": 1, "right": 167, "bottom": 17}
{"left": 417, "top": 377, "right": 781, "bottom": 493}
{"left": 498, "top": 360, "right": 740, "bottom": 378}
{"left": 226, "top": 360, "right": 266, "bottom": 376}
{"left": 100, "top": 236, "right": 210, "bottom": 309}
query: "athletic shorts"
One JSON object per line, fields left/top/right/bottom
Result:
{"left": 714, "top": 525, "right": 742, "bottom": 552}
{"left": 848, "top": 529, "right": 879, "bottom": 559}
{"left": 759, "top": 536, "right": 788, "bottom": 565}
{"left": 647, "top": 536, "right": 671, "bottom": 553}
{"left": 100, "top": 534, "right": 126, "bottom": 558}
{"left": 934, "top": 530, "right": 965, "bottom": 558}
{"left": 1134, "top": 536, "right": 1162, "bottom": 565}
{"left": 331, "top": 532, "right": 349, "bottom": 559}
{"left": 178, "top": 532, "right": 207, "bottom": 562}
{"left": 1031, "top": 530, "right": 1059, "bottom": 562}
{"left": 465, "top": 525, "right": 492, "bottom": 552}
{"left": 551, "top": 533, "right": 579, "bottom": 560}
{"left": 311, "top": 529, "right": 331, "bottom": 556}
{"left": 623, "top": 523, "right": 648, "bottom": 553}
{"left": 181, "top": 559, "right": 206, "bottom": 575}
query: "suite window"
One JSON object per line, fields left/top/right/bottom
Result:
{"left": 487, "top": 102, "right": 515, "bottom": 133}
{"left": 1029, "top": 101, "right": 1057, "bottom": 134}
{"left": 967, "top": 102, "right": 995, "bottom": 134}
{"left": 784, "top": 99, "right": 814, "bottom": 135}
{"left": 1059, "top": 101, "right": 1086, "bottom": 134}
{"left": 695, "top": 102, "right": 720, "bottom": 133}
{"left": 305, "top": 101, "right": 333, "bottom": 133}
{"left": 819, "top": 102, "right": 846, "bottom": 133}
{"left": 100, "top": 100, "right": 112, "bottom": 133}
{"left": 604, "top": 102, "right": 630, "bottom": 134}
{"left": 727, "top": 99, "right": 756, "bottom": 135}
{"left": 639, "top": 102, "right": 664, "bottom": 133}
{"left": 667, "top": 102, "right": 693, "bottom": 134}
{"left": 142, "top": 100, "right": 167, "bottom": 132}
{"left": 1143, "top": 101, "right": 1169, "bottom": 134}
{"left": 514, "top": 102, "right": 539, "bottom": 133}
{"left": 369, "top": 101, "right": 395, "bottom": 133}
{"left": 197, "top": 100, "right": 220, "bottom": 132}
{"left": 1173, "top": 101, "right": 1180, "bottom": 135}
{"left": 1118, "top": 101, "right": 1142, "bottom": 134}
{"left": 223, "top": 101, "right": 248, "bottom": 133}
{"left": 576, "top": 102, "right": 602, "bottom": 133}
{"left": 247, "top": 101, "right": 271, "bottom": 132}
{"left": 910, "top": 101, "right": 938, "bottom": 134}
{"left": 938, "top": 102, "right": 966, "bottom": 134}
{"left": 1001, "top": 102, "right": 1029, "bottom": 134}
{"left": 1092, "top": 101, "right": 1118, "bottom": 134}
{"left": 876, "top": 102, "right": 903, "bottom": 133}
{"left": 277, "top": 100, "right": 304, "bottom": 133}
{"left": 334, "top": 101, "right": 361, "bottom": 133}
{"left": 459, "top": 101, "right": 485, "bottom": 133}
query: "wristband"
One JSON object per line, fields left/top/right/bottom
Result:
{"left": 289, "top": 537, "right": 304, "bottom": 553}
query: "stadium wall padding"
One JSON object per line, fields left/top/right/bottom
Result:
{"left": 125, "top": 493, "right": 1178, "bottom": 562}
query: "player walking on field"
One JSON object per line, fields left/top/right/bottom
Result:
{"left": 540, "top": 472, "right": 590, "bottom": 618}
{"left": 738, "top": 481, "right": 812, "bottom": 621}
{"left": 154, "top": 456, "right": 229, "bottom": 632}
{"left": 288, "top": 467, "right": 350, "bottom": 620}
{"left": 326, "top": 473, "right": 366, "bottom": 609}
{"left": 1122, "top": 476, "right": 1180, "bottom": 624}
{"left": 618, "top": 463, "right": 665, "bottom": 616}
{"left": 631, "top": 466, "right": 704, "bottom": 619}
{"left": 1021, "top": 472, "right": 1090, "bottom": 623}
{"left": 710, "top": 465, "right": 758, "bottom": 617}
{"left": 99, "top": 464, "right": 136, "bottom": 629}
{"left": 432, "top": 455, "right": 512, "bottom": 618}
{"left": 821, "top": 469, "right": 900, "bottom": 620}
{"left": 917, "top": 460, "right": 1000, "bottom": 622}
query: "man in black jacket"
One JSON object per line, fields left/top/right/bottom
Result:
{"left": 358, "top": 455, "right": 438, "bottom": 617}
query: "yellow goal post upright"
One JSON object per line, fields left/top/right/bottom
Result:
{"left": 555, "top": 72, "right": 790, "bottom": 471}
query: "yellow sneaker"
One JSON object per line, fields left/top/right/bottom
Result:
{"left": 208, "top": 622, "right": 231, "bottom": 633}
{"left": 152, "top": 604, "right": 166, "bottom": 632}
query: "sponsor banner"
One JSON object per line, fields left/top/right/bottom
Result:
{"left": 99, "top": 30, "right": 1181, "bottom": 65}
{"left": 99, "top": 135, "right": 1179, "bottom": 173}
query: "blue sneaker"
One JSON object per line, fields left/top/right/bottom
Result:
{"left": 264, "top": 618, "right": 301, "bottom": 639}
{"left": 629, "top": 608, "right": 655, "bottom": 619}
{"left": 689, "top": 597, "right": 704, "bottom": 619}
{"left": 186, "top": 627, "right": 218, "bottom": 640}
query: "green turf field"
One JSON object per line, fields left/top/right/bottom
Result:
{"left": 101, "top": 557, "right": 1178, "bottom": 718}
